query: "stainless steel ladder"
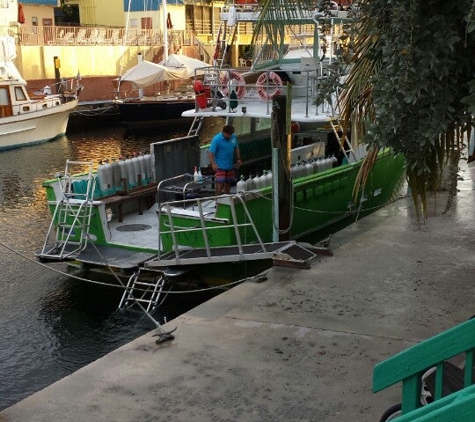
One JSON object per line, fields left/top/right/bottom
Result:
{"left": 38, "top": 160, "right": 96, "bottom": 261}
{"left": 187, "top": 115, "right": 204, "bottom": 137}
{"left": 118, "top": 269, "right": 166, "bottom": 312}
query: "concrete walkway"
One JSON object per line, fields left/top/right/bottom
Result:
{"left": 2, "top": 163, "right": 474, "bottom": 422}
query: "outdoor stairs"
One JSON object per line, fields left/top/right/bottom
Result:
{"left": 38, "top": 160, "right": 96, "bottom": 262}
{"left": 214, "top": 21, "right": 238, "bottom": 68}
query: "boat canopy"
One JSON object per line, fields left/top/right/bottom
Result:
{"left": 118, "top": 60, "right": 188, "bottom": 88}
{"left": 158, "top": 54, "right": 210, "bottom": 78}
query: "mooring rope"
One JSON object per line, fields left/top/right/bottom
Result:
{"left": 0, "top": 240, "right": 264, "bottom": 294}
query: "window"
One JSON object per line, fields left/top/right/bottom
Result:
{"left": 0, "top": 87, "right": 10, "bottom": 105}
{"left": 15, "top": 87, "right": 27, "bottom": 101}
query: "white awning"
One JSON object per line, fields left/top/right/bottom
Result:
{"left": 119, "top": 60, "right": 188, "bottom": 88}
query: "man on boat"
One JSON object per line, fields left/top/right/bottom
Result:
{"left": 208, "top": 125, "right": 242, "bottom": 194}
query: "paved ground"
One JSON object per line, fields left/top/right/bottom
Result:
{"left": 2, "top": 162, "right": 474, "bottom": 422}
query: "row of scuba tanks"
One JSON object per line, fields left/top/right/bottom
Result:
{"left": 97, "top": 152, "right": 152, "bottom": 195}
{"left": 236, "top": 156, "right": 338, "bottom": 192}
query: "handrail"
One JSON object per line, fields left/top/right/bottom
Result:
{"left": 157, "top": 193, "right": 267, "bottom": 264}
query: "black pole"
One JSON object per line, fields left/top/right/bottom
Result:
{"left": 54, "top": 56, "right": 61, "bottom": 93}
{"left": 272, "top": 92, "right": 291, "bottom": 241}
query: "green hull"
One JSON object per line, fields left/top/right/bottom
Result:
{"left": 159, "top": 149, "right": 405, "bottom": 250}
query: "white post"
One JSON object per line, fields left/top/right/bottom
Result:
{"left": 137, "top": 52, "right": 144, "bottom": 98}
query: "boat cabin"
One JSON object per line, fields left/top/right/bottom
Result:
{"left": 0, "top": 78, "right": 62, "bottom": 118}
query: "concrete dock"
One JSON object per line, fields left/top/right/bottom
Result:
{"left": 2, "top": 163, "right": 474, "bottom": 422}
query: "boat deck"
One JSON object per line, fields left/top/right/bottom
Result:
{"left": 75, "top": 244, "right": 156, "bottom": 270}
{"left": 106, "top": 203, "right": 160, "bottom": 250}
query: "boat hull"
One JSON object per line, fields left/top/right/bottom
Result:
{"left": 0, "top": 99, "right": 78, "bottom": 150}
{"left": 117, "top": 99, "right": 195, "bottom": 125}
{"left": 159, "top": 150, "right": 405, "bottom": 250}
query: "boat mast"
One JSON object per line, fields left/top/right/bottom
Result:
{"left": 163, "top": 0, "right": 168, "bottom": 62}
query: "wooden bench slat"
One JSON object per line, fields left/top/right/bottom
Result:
{"left": 373, "top": 318, "right": 475, "bottom": 393}
{"left": 384, "top": 384, "right": 475, "bottom": 422}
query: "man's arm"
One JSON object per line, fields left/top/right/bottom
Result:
{"left": 208, "top": 151, "right": 217, "bottom": 172}
{"left": 234, "top": 146, "right": 242, "bottom": 168}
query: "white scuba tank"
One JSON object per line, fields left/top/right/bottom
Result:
{"left": 260, "top": 170, "right": 268, "bottom": 188}
{"left": 126, "top": 156, "right": 135, "bottom": 187}
{"left": 131, "top": 153, "right": 141, "bottom": 185}
{"left": 246, "top": 174, "right": 255, "bottom": 191}
{"left": 118, "top": 156, "right": 127, "bottom": 185}
{"left": 193, "top": 166, "right": 199, "bottom": 181}
{"left": 256, "top": 172, "right": 266, "bottom": 189}
{"left": 311, "top": 159, "right": 319, "bottom": 173}
{"left": 305, "top": 161, "right": 313, "bottom": 176}
{"left": 97, "top": 160, "right": 107, "bottom": 191}
{"left": 137, "top": 152, "right": 146, "bottom": 181}
{"left": 143, "top": 153, "right": 152, "bottom": 181}
{"left": 236, "top": 175, "right": 247, "bottom": 192}
{"left": 110, "top": 158, "right": 122, "bottom": 190}
{"left": 265, "top": 170, "right": 272, "bottom": 187}
{"left": 103, "top": 159, "right": 112, "bottom": 193}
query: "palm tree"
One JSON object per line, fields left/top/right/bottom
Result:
{"left": 253, "top": 0, "right": 475, "bottom": 218}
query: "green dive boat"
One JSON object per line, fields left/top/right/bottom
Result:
{"left": 38, "top": 1, "right": 405, "bottom": 301}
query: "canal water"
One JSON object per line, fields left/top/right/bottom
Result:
{"left": 0, "top": 124, "right": 218, "bottom": 410}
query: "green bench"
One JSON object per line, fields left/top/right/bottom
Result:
{"left": 373, "top": 318, "right": 475, "bottom": 421}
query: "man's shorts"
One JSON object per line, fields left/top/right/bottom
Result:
{"left": 215, "top": 168, "right": 235, "bottom": 184}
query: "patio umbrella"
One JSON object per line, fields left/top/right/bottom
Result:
{"left": 159, "top": 54, "right": 210, "bottom": 78}
{"left": 119, "top": 60, "right": 188, "bottom": 89}
{"left": 18, "top": 3, "right": 25, "bottom": 24}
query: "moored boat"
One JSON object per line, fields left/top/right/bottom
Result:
{"left": 114, "top": 0, "right": 210, "bottom": 127}
{"left": 37, "top": 0, "right": 405, "bottom": 307}
{"left": 0, "top": 35, "right": 82, "bottom": 151}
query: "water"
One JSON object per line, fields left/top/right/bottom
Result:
{"left": 0, "top": 124, "right": 217, "bottom": 410}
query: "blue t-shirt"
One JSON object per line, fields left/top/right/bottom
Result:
{"left": 209, "top": 132, "right": 238, "bottom": 170}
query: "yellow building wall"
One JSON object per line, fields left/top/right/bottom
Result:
{"left": 75, "top": 0, "right": 185, "bottom": 29}
{"left": 85, "top": 0, "right": 125, "bottom": 27}
{"left": 17, "top": 45, "right": 151, "bottom": 80}
{"left": 125, "top": 5, "right": 185, "bottom": 31}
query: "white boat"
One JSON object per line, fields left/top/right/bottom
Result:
{"left": 115, "top": 1, "right": 210, "bottom": 127}
{"left": 0, "top": 35, "right": 82, "bottom": 151}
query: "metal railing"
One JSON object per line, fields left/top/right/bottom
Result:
{"left": 157, "top": 193, "right": 267, "bottom": 265}
{"left": 0, "top": 25, "right": 192, "bottom": 47}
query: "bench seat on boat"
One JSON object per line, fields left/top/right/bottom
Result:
{"left": 101, "top": 183, "right": 158, "bottom": 222}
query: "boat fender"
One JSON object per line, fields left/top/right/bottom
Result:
{"left": 193, "top": 80, "right": 207, "bottom": 109}
{"left": 221, "top": 71, "right": 246, "bottom": 99}
{"left": 256, "top": 71, "right": 283, "bottom": 101}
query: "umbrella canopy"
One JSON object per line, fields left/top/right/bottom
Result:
{"left": 119, "top": 60, "right": 188, "bottom": 88}
{"left": 18, "top": 3, "right": 25, "bottom": 24}
{"left": 159, "top": 54, "right": 210, "bottom": 78}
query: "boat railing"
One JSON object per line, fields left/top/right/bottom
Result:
{"left": 199, "top": 65, "right": 338, "bottom": 118}
{"left": 157, "top": 193, "right": 267, "bottom": 265}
